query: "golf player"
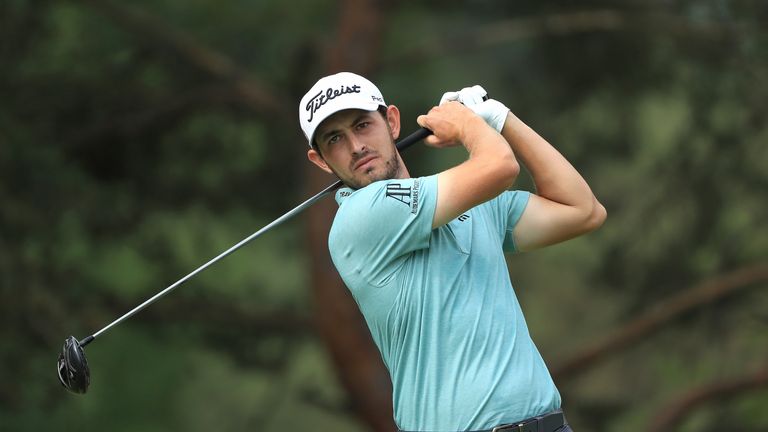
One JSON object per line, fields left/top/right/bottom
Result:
{"left": 299, "top": 72, "right": 606, "bottom": 432}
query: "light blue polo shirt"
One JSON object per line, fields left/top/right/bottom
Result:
{"left": 329, "top": 175, "right": 560, "bottom": 432}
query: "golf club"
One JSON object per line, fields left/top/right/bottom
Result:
{"left": 57, "top": 126, "right": 432, "bottom": 394}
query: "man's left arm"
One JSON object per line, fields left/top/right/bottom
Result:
{"left": 501, "top": 111, "right": 607, "bottom": 251}
{"left": 440, "top": 85, "right": 606, "bottom": 251}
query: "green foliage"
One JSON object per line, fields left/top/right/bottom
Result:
{"left": 1, "top": 0, "right": 766, "bottom": 431}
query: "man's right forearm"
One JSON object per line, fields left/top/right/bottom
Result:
{"left": 463, "top": 116, "right": 518, "bottom": 173}
{"left": 419, "top": 103, "right": 520, "bottom": 228}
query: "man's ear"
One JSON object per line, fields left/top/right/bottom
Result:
{"left": 386, "top": 105, "right": 401, "bottom": 141}
{"left": 307, "top": 148, "right": 333, "bottom": 174}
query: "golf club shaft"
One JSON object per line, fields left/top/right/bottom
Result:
{"left": 81, "top": 127, "right": 432, "bottom": 347}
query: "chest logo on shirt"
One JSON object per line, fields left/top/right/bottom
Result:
{"left": 386, "top": 181, "right": 420, "bottom": 214}
{"left": 458, "top": 213, "right": 470, "bottom": 222}
{"left": 386, "top": 183, "right": 411, "bottom": 205}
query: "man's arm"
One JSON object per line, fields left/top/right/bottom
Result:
{"left": 417, "top": 102, "right": 520, "bottom": 229}
{"left": 502, "top": 112, "right": 607, "bottom": 251}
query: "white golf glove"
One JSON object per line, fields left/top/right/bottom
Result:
{"left": 439, "top": 85, "right": 509, "bottom": 133}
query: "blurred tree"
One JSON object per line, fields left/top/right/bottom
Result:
{"left": 303, "top": 1, "right": 397, "bottom": 431}
{"left": 1, "top": 0, "right": 766, "bottom": 431}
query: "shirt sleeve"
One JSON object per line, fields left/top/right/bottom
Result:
{"left": 329, "top": 175, "right": 438, "bottom": 287}
{"left": 486, "top": 190, "right": 531, "bottom": 253}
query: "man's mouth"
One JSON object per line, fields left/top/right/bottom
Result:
{"left": 353, "top": 154, "right": 378, "bottom": 172}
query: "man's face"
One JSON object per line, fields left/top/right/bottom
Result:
{"left": 307, "top": 106, "right": 404, "bottom": 189}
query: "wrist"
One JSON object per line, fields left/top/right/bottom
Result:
{"left": 500, "top": 112, "right": 531, "bottom": 149}
{"left": 461, "top": 115, "right": 500, "bottom": 151}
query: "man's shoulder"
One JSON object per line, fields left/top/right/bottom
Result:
{"left": 332, "top": 181, "right": 386, "bottom": 226}
{"left": 336, "top": 179, "right": 386, "bottom": 202}
{"left": 330, "top": 176, "right": 437, "bottom": 247}
{"left": 329, "top": 181, "right": 387, "bottom": 244}
{"left": 336, "top": 176, "right": 436, "bottom": 215}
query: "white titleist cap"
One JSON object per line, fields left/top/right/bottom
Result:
{"left": 299, "top": 72, "right": 386, "bottom": 147}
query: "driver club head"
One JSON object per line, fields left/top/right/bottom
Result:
{"left": 57, "top": 336, "right": 90, "bottom": 394}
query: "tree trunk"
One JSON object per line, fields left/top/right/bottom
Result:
{"left": 305, "top": 1, "right": 396, "bottom": 431}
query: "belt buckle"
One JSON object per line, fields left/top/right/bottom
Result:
{"left": 491, "top": 420, "right": 534, "bottom": 432}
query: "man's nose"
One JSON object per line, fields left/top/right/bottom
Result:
{"left": 348, "top": 133, "right": 366, "bottom": 154}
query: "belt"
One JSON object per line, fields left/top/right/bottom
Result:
{"left": 398, "top": 409, "right": 567, "bottom": 432}
{"left": 488, "top": 409, "right": 565, "bottom": 432}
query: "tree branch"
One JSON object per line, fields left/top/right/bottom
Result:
{"left": 63, "top": 85, "right": 242, "bottom": 147}
{"left": 648, "top": 366, "right": 768, "bottom": 431}
{"left": 384, "top": 9, "right": 745, "bottom": 68}
{"left": 75, "top": 0, "right": 291, "bottom": 118}
{"left": 552, "top": 263, "right": 768, "bottom": 381}
{"left": 304, "top": 1, "right": 395, "bottom": 431}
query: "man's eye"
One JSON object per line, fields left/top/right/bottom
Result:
{"left": 356, "top": 121, "right": 370, "bottom": 130}
{"left": 327, "top": 135, "right": 340, "bottom": 145}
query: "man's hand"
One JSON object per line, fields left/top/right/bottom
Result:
{"left": 440, "top": 85, "right": 488, "bottom": 106}
{"left": 417, "top": 101, "right": 488, "bottom": 148}
{"left": 440, "top": 85, "right": 510, "bottom": 133}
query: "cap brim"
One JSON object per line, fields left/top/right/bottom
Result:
{"left": 307, "top": 101, "right": 383, "bottom": 146}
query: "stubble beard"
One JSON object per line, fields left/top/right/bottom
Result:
{"left": 334, "top": 146, "right": 401, "bottom": 190}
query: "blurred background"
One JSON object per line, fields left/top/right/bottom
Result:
{"left": 1, "top": 0, "right": 766, "bottom": 431}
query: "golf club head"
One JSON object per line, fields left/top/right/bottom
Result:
{"left": 57, "top": 336, "right": 90, "bottom": 394}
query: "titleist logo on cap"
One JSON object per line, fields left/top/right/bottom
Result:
{"left": 299, "top": 73, "right": 386, "bottom": 147}
{"left": 305, "top": 84, "right": 362, "bottom": 123}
